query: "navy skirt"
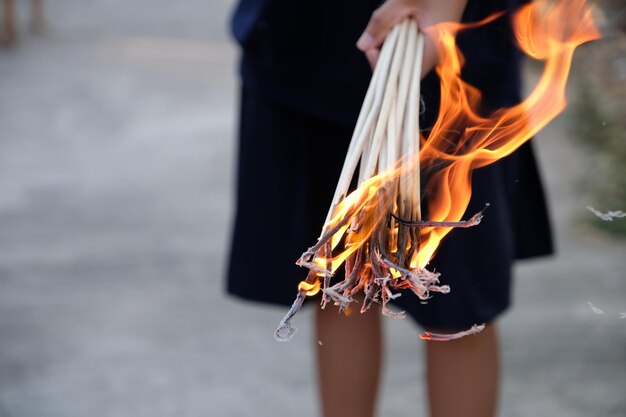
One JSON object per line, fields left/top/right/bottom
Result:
{"left": 226, "top": 83, "right": 554, "bottom": 329}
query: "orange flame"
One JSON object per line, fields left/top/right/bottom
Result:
{"left": 277, "top": 0, "right": 600, "bottom": 342}
{"left": 298, "top": 280, "right": 320, "bottom": 296}
{"left": 411, "top": 0, "right": 600, "bottom": 268}
{"left": 299, "top": 0, "right": 599, "bottom": 296}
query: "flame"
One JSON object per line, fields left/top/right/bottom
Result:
{"left": 298, "top": 0, "right": 599, "bottom": 300}
{"left": 412, "top": 0, "right": 600, "bottom": 268}
{"left": 298, "top": 280, "right": 320, "bottom": 296}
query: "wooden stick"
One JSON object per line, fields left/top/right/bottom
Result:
{"left": 393, "top": 20, "right": 418, "bottom": 166}
{"left": 407, "top": 30, "right": 425, "bottom": 221}
{"left": 384, "top": 20, "right": 415, "bottom": 173}
{"left": 386, "top": 21, "right": 424, "bottom": 268}
{"left": 363, "top": 20, "right": 410, "bottom": 180}
{"left": 323, "top": 23, "right": 402, "bottom": 226}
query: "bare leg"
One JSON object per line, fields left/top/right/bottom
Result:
{"left": 1, "top": 0, "right": 17, "bottom": 45}
{"left": 315, "top": 304, "right": 382, "bottom": 417}
{"left": 426, "top": 323, "right": 500, "bottom": 417}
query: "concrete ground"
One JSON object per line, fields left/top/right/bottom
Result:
{"left": 0, "top": 1, "right": 624, "bottom": 417}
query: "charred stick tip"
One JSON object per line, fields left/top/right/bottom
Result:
{"left": 390, "top": 203, "right": 490, "bottom": 228}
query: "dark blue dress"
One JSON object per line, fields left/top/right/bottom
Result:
{"left": 227, "top": 0, "right": 553, "bottom": 328}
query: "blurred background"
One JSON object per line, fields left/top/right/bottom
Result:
{"left": 0, "top": 1, "right": 624, "bottom": 416}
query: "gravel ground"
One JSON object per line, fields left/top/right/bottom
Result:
{"left": 0, "top": 1, "right": 624, "bottom": 416}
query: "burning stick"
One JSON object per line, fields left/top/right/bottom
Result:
{"left": 391, "top": 204, "right": 489, "bottom": 228}
{"left": 419, "top": 324, "right": 486, "bottom": 341}
{"left": 276, "top": 20, "right": 479, "bottom": 341}
{"left": 275, "top": 0, "right": 600, "bottom": 341}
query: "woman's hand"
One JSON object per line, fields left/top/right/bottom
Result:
{"left": 356, "top": 0, "right": 468, "bottom": 74}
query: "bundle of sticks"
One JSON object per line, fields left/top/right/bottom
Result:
{"left": 275, "top": 19, "right": 486, "bottom": 341}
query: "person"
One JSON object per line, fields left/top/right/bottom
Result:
{"left": 1, "top": 0, "right": 45, "bottom": 46}
{"left": 226, "top": 0, "right": 553, "bottom": 416}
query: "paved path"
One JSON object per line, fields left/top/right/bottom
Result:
{"left": 0, "top": 1, "right": 624, "bottom": 416}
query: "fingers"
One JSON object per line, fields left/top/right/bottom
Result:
{"left": 357, "top": 4, "right": 410, "bottom": 52}
{"left": 365, "top": 48, "right": 380, "bottom": 69}
{"left": 356, "top": 0, "right": 469, "bottom": 71}
{"left": 357, "top": 1, "right": 419, "bottom": 69}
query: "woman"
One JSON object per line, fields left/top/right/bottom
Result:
{"left": 227, "top": 0, "right": 553, "bottom": 416}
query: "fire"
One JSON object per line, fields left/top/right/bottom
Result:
{"left": 416, "top": 0, "right": 600, "bottom": 267}
{"left": 275, "top": 0, "right": 600, "bottom": 341}
{"left": 298, "top": 280, "right": 320, "bottom": 296}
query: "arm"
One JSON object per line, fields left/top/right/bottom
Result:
{"left": 356, "top": 0, "right": 468, "bottom": 74}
